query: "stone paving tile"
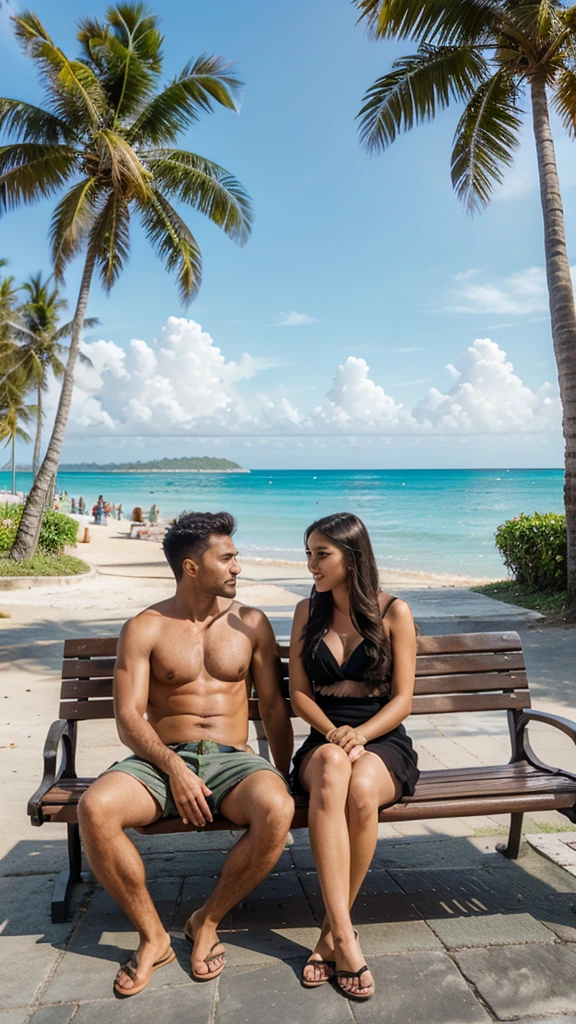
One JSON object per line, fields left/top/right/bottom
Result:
{"left": 0, "top": 875, "right": 70, "bottom": 1009}
{"left": 29, "top": 1006, "right": 76, "bottom": 1024}
{"left": 0, "top": 1012, "right": 28, "bottom": 1024}
{"left": 372, "top": 837, "right": 512, "bottom": 870}
{"left": 215, "top": 925, "right": 315, "bottom": 966}
{"left": 355, "top": 920, "right": 442, "bottom": 953}
{"left": 298, "top": 869, "right": 421, "bottom": 924}
{"left": 145, "top": 848, "right": 293, "bottom": 879}
{"left": 40, "top": 942, "right": 190, "bottom": 1004}
{"left": 72, "top": 983, "right": 214, "bottom": 1023}
{"left": 145, "top": 850, "right": 228, "bottom": 878}
{"left": 352, "top": 951, "right": 489, "bottom": 1024}
{"left": 172, "top": 876, "right": 233, "bottom": 930}
{"left": 455, "top": 943, "right": 576, "bottom": 1018}
{"left": 499, "top": 1019, "right": 576, "bottom": 1024}
{"left": 229, "top": 872, "right": 315, "bottom": 929}
{"left": 215, "top": 963, "right": 353, "bottom": 1024}
{"left": 131, "top": 829, "right": 239, "bottom": 854}
{"left": 427, "top": 912, "right": 557, "bottom": 949}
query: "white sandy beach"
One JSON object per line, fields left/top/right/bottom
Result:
{"left": 67, "top": 518, "right": 499, "bottom": 591}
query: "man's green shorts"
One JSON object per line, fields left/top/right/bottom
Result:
{"left": 104, "top": 740, "right": 288, "bottom": 817}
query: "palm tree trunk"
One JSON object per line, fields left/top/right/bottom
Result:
{"left": 33, "top": 379, "right": 42, "bottom": 477}
{"left": 11, "top": 433, "right": 15, "bottom": 495}
{"left": 10, "top": 249, "right": 96, "bottom": 561}
{"left": 531, "top": 75, "right": 576, "bottom": 614}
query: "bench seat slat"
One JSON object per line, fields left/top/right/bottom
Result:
{"left": 59, "top": 670, "right": 530, "bottom": 702}
{"left": 415, "top": 653, "right": 525, "bottom": 676}
{"left": 64, "top": 631, "right": 524, "bottom": 664}
{"left": 410, "top": 691, "right": 530, "bottom": 714}
{"left": 62, "top": 660, "right": 116, "bottom": 679}
{"left": 37, "top": 763, "right": 576, "bottom": 830}
{"left": 64, "top": 638, "right": 118, "bottom": 658}
{"left": 58, "top": 685, "right": 532, "bottom": 720}
{"left": 414, "top": 671, "right": 528, "bottom": 695}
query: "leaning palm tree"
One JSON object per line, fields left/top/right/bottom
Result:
{"left": 0, "top": 3, "right": 252, "bottom": 560}
{"left": 15, "top": 274, "right": 97, "bottom": 474}
{"left": 355, "top": 0, "right": 576, "bottom": 612}
{"left": 0, "top": 367, "right": 36, "bottom": 494}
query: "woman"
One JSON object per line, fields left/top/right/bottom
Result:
{"left": 289, "top": 513, "right": 419, "bottom": 1000}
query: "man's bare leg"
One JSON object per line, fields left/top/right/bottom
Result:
{"left": 186, "top": 771, "right": 294, "bottom": 977}
{"left": 78, "top": 773, "right": 169, "bottom": 992}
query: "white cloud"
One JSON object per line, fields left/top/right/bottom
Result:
{"left": 315, "top": 357, "right": 408, "bottom": 428}
{"left": 43, "top": 319, "right": 560, "bottom": 441}
{"left": 272, "top": 311, "right": 318, "bottom": 326}
{"left": 446, "top": 267, "right": 556, "bottom": 315}
{"left": 413, "top": 338, "right": 561, "bottom": 433}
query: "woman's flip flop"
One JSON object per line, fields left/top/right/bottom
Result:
{"left": 301, "top": 956, "right": 336, "bottom": 988}
{"left": 334, "top": 964, "right": 375, "bottom": 1001}
{"left": 184, "top": 919, "right": 226, "bottom": 982}
{"left": 114, "top": 945, "right": 175, "bottom": 998}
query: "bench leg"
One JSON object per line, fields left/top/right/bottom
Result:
{"left": 51, "top": 823, "right": 83, "bottom": 923}
{"left": 499, "top": 812, "right": 524, "bottom": 860}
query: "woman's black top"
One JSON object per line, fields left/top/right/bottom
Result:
{"left": 290, "top": 596, "right": 420, "bottom": 798}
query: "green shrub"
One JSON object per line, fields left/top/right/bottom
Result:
{"left": 0, "top": 554, "right": 90, "bottom": 576}
{"left": 495, "top": 511, "right": 567, "bottom": 592}
{"left": 0, "top": 503, "right": 79, "bottom": 555}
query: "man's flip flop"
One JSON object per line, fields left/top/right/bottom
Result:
{"left": 301, "top": 956, "right": 336, "bottom": 988}
{"left": 184, "top": 919, "right": 226, "bottom": 982}
{"left": 113, "top": 946, "right": 176, "bottom": 998}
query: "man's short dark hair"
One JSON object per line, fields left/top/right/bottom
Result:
{"left": 163, "top": 510, "right": 237, "bottom": 580}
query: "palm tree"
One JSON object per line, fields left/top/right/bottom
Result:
{"left": 355, "top": 0, "right": 576, "bottom": 612}
{"left": 14, "top": 274, "right": 97, "bottom": 474}
{"left": 0, "top": 4, "right": 252, "bottom": 560}
{"left": 0, "top": 366, "right": 36, "bottom": 494}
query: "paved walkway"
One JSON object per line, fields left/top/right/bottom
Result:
{"left": 4, "top": 831, "right": 576, "bottom": 1023}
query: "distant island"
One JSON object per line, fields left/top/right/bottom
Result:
{"left": 56, "top": 457, "right": 248, "bottom": 473}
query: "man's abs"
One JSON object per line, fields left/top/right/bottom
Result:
{"left": 146, "top": 676, "right": 250, "bottom": 747}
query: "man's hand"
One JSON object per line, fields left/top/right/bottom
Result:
{"left": 326, "top": 725, "right": 368, "bottom": 754}
{"left": 168, "top": 760, "right": 213, "bottom": 827}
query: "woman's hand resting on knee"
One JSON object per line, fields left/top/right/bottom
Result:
{"left": 326, "top": 725, "right": 368, "bottom": 756}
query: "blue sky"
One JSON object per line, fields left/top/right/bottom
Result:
{"left": 0, "top": 0, "right": 570, "bottom": 468}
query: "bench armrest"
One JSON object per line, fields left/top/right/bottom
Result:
{"left": 519, "top": 709, "right": 576, "bottom": 743}
{"left": 513, "top": 708, "right": 576, "bottom": 783}
{"left": 27, "top": 719, "right": 76, "bottom": 826}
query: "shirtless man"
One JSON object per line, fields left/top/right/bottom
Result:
{"left": 78, "top": 511, "right": 294, "bottom": 997}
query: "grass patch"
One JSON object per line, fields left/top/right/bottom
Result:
{"left": 473, "top": 826, "right": 509, "bottom": 837}
{"left": 0, "top": 554, "right": 91, "bottom": 577}
{"left": 471, "top": 580, "right": 567, "bottom": 614}
{"left": 0, "top": 610, "right": 10, "bottom": 618}
{"left": 531, "top": 820, "right": 576, "bottom": 833}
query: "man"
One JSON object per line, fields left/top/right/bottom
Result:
{"left": 78, "top": 511, "right": 294, "bottom": 997}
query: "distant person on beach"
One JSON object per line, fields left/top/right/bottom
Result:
{"left": 289, "top": 512, "right": 419, "bottom": 1001}
{"left": 131, "top": 506, "right": 145, "bottom": 523}
{"left": 116, "top": 503, "right": 123, "bottom": 520}
{"left": 78, "top": 497, "right": 85, "bottom": 515}
{"left": 78, "top": 511, "right": 294, "bottom": 998}
{"left": 70, "top": 498, "right": 77, "bottom": 514}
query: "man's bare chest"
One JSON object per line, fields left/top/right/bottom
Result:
{"left": 149, "top": 620, "right": 253, "bottom": 686}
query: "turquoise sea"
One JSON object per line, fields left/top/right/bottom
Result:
{"left": 1, "top": 468, "right": 564, "bottom": 579}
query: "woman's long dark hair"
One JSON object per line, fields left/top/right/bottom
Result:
{"left": 301, "top": 512, "right": 391, "bottom": 691}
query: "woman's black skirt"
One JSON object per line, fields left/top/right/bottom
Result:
{"left": 290, "top": 695, "right": 420, "bottom": 800}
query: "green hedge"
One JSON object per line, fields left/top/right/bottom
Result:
{"left": 0, "top": 503, "right": 79, "bottom": 555}
{"left": 495, "top": 511, "right": 567, "bottom": 592}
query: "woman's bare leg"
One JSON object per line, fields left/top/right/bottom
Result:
{"left": 300, "top": 743, "right": 353, "bottom": 985}
{"left": 317, "top": 753, "right": 402, "bottom": 995}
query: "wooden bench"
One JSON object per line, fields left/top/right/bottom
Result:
{"left": 28, "top": 631, "right": 576, "bottom": 923}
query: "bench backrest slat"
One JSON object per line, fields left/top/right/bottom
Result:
{"left": 58, "top": 631, "right": 530, "bottom": 720}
